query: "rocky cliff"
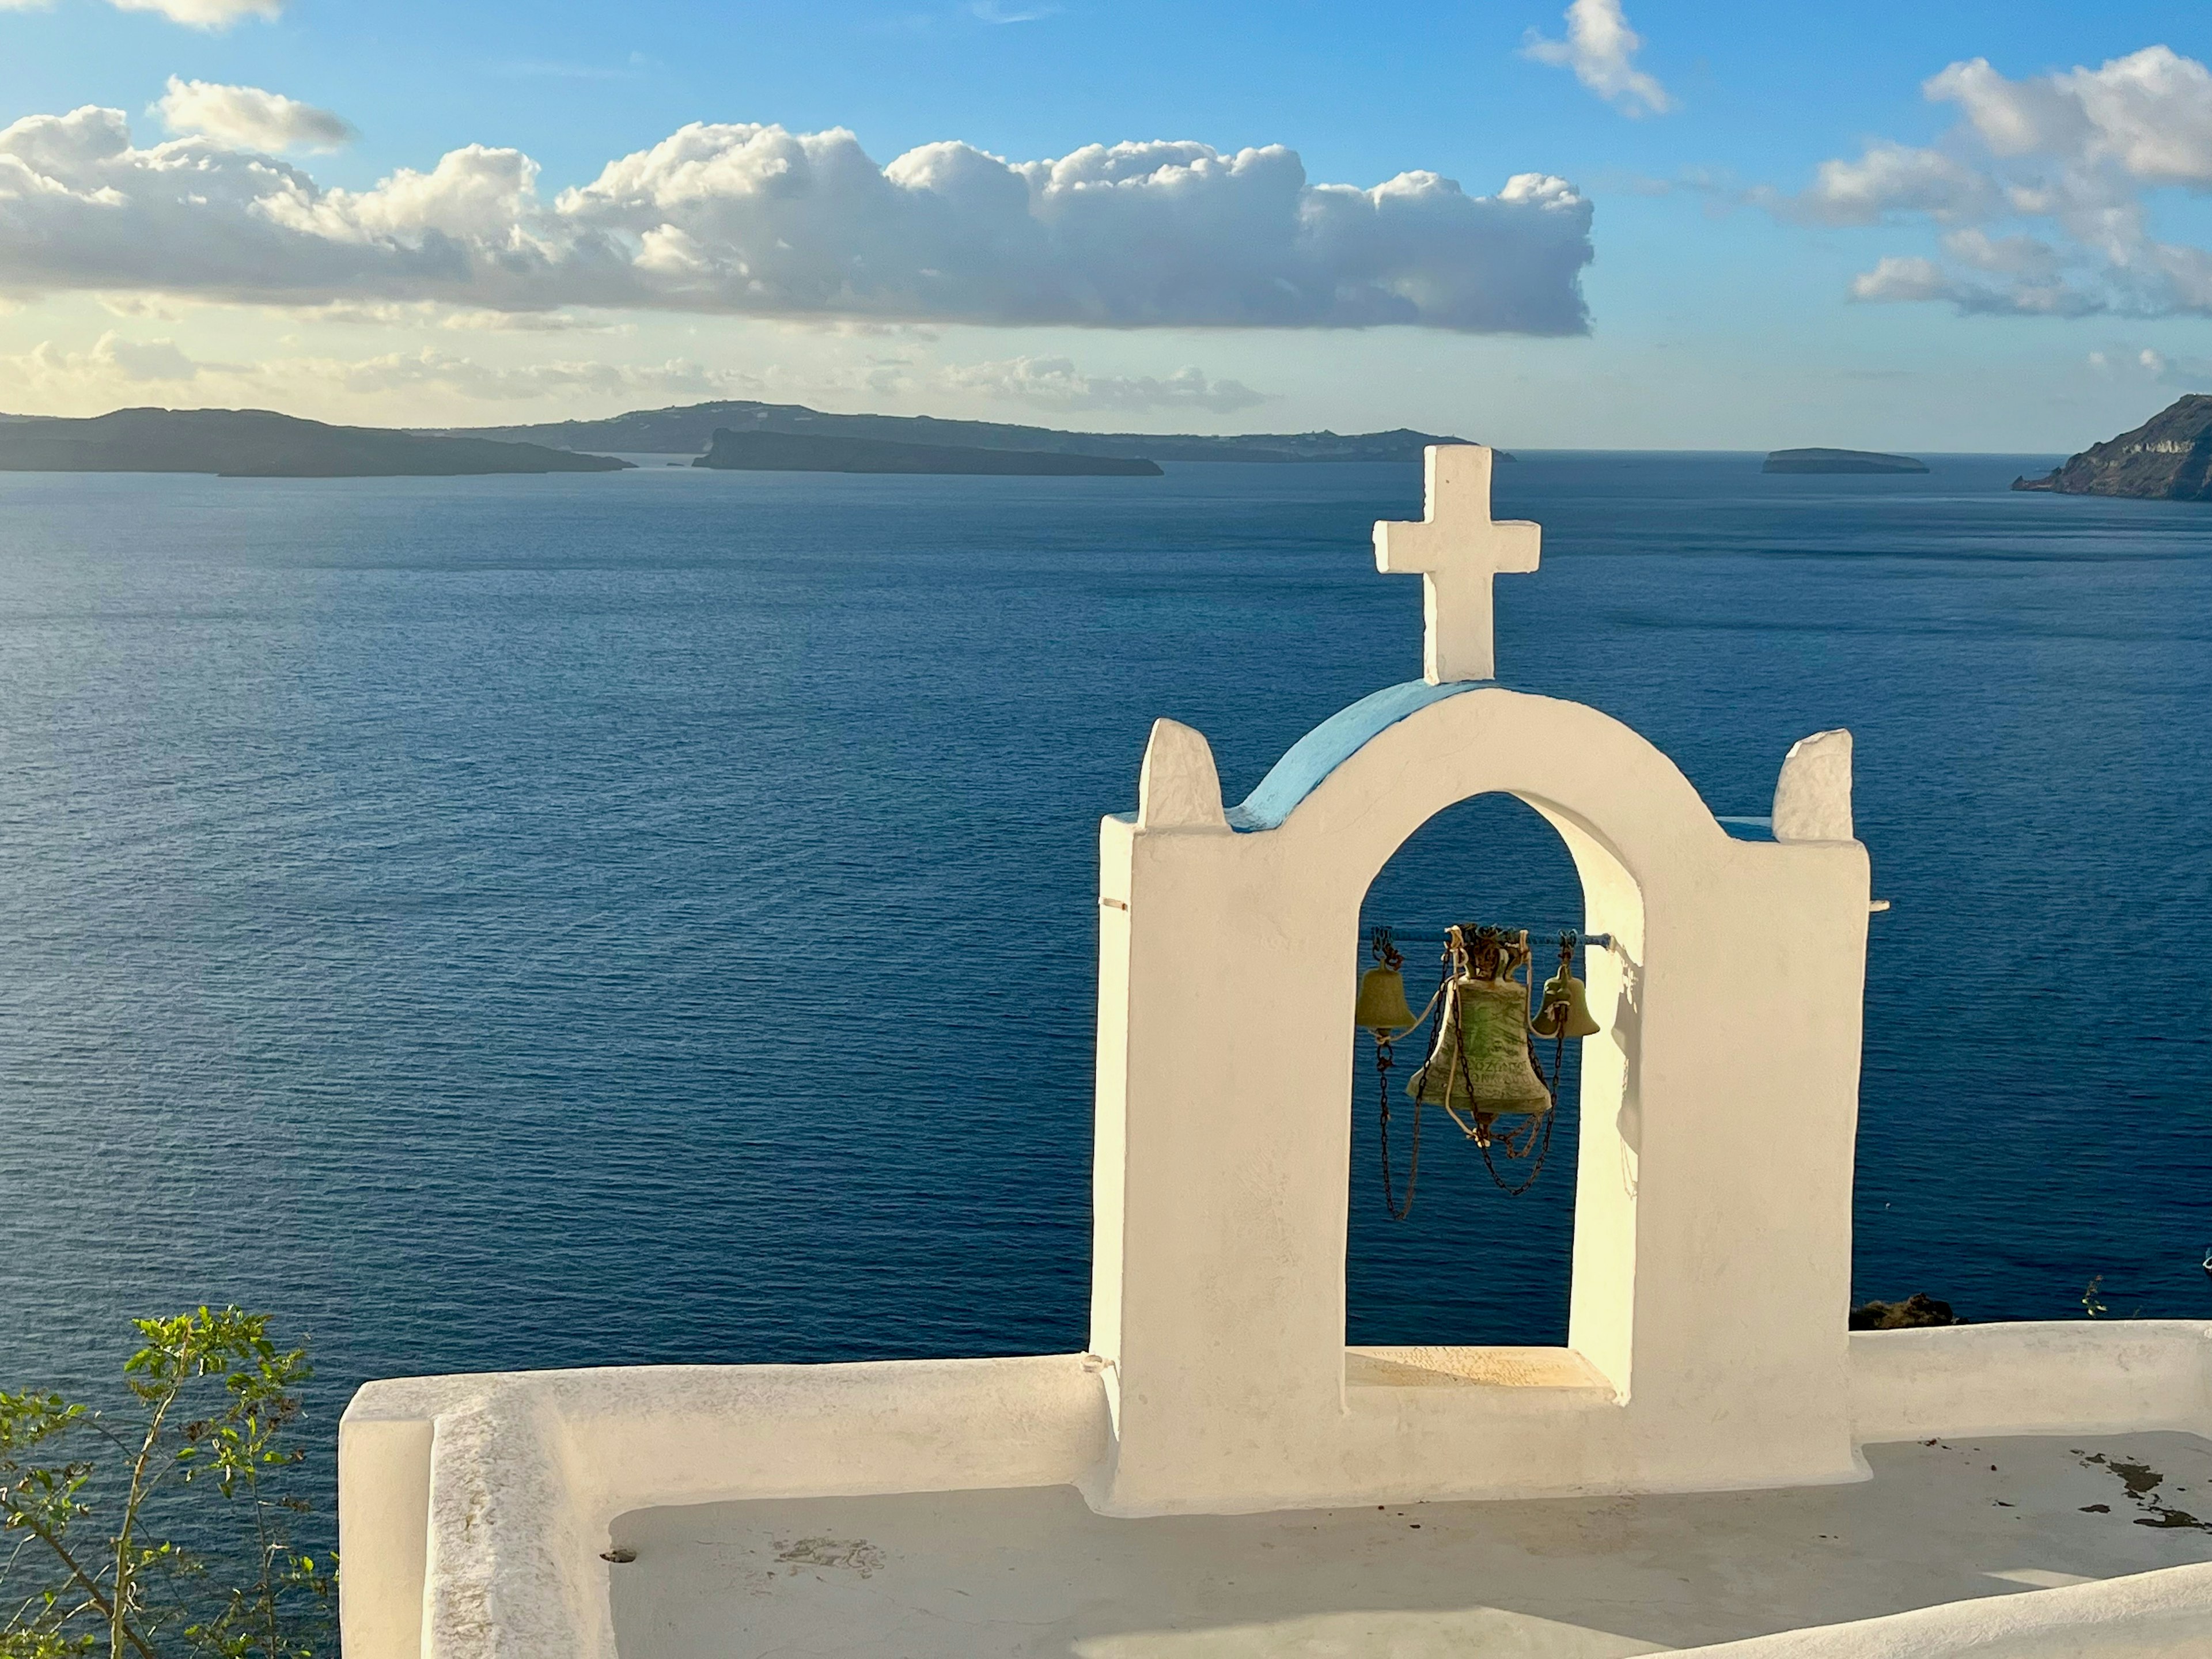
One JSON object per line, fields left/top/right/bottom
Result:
{"left": 0, "top": 407, "right": 633, "bottom": 477}
{"left": 2013, "top": 396, "right": 2212, "bottom": 499}
{"left": 451, "top": 399, "right": 1486, "bottom": 464}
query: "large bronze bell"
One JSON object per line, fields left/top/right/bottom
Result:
{"left": 1409, "top": 972, "right": 1554, "bottom": 1118}
{"left": 1354, "top": 961, "right": 1418, "bottom": 1037}
{"left": 1530, "top": 967, "right": 1601, "bottom": 1039}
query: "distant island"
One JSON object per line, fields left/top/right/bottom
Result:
{"left": 445, "top": 399, "right": 1495, "bottom": 465}
{"left": 695, "top": 429, "right": 1161, "bottom": 476}
{"left": 2013, "top": 395, "right": 2212, "bottom": 499}
{"left": 1763, "top": 448, "right": 1929, "bottom": 475}
{"left": 0, "top": 408, "right": 632, "bottom": 478}
{"left": 0, "top": 400, "right": 1509, "bottom": 482}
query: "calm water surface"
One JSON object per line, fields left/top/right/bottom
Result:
{"left": 2, "top": 453, "right": 2209, "bottom": 1482}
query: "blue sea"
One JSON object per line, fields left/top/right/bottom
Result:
{"left": 2, "top": 452, "right": 2209, "bottom": 1482}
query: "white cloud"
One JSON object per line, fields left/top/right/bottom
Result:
{"left": 0, "top": 330, "right": 202, "bottom": 395}
{"left": 277, "top": 348, "right": 753, "bottom": 402}
{"left": 112, "top": 0, "right": 279, "bottom": 24}
{"left": 1927, "top": 49, "right": 2212, "bottom": 184}
{"left": 271, "top": 299, "right": 623, "bottom": 332}
{"left": 1847, "top": 256, "right": 1950, "bottom": 304}
{"left": 0, "top": 0, "right": 282, "bottom": 25}
{"left": 1778, "top": 45, "right": 2212, "bottom": 319}
{"left": 2091, "top": 343, "right": 2212, "bottom": 387}
{"left": 1940, "top": 227, "right": 2061, "bottom": 276}
{"left": 438, "top": 308, "right": 624, "bottom": 333}
{"left": 0, "top": 109, "right": 1595, "bottom": 333}
{"left": 0, "top": 334, "right": 757, "bottom": 408}
{"left": 1523, "top": 0, "right": 1673, "bottom": 118}
{"left": 155, "top": 78, "right": 354, "bottom": 151}
{"left": 1790, "top": 142, "right": 1995, "bottom": 226}
{"left": 275, "top": 300, "right": 433, "bottom": 328}
{"left": 97, "top": 291, "right": 194, "bottom": 319}
{"left": 938, "top": 355, "right": 1268, "bottom": 412}
{"left": 100, "top": 332, "right": 199, "bottom": 379}
{"left": 1846, "top": 253, "right": 2102, "bottom": 317}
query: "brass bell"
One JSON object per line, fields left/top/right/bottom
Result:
{"left": 1409, "top": 972, "right": 1554, "bottom": 1118}
{"left": 1354, "top": 961, "right": 1418, "bottom": 1038}
{"left": 1530, "top": 968, "right": 1601, "bottom": 1039}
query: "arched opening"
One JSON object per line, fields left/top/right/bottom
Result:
{"left": 1347, "top": 793, "right": 1592, "bottom": 1351}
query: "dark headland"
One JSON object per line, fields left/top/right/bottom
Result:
{"left": 449, "top": 399, "right": 1497, "bottom": 465}
{"left": 0, "top": 407, "right": 632, "bottom": 478}
{"left": 2013, "top": 395, "right": 2212, "bottom": 499}
{"left": 0, "top": 400, "right": 1507, "bottom": 480}
{"left": 695, "top": 429, "right": 1160, "bottom": 476}
{"left": 1763, "top": 447, "right": 1929, "bottom": 474}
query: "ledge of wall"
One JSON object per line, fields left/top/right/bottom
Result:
{"left": 1666, "top": 1561, "right": 2212, "bottom": 1658}
{"left": 340, "top": 1323, "right": 2212, "bottom": 1659}
{"left": 340, "top": 1354, "right": 1109, "bottom": 1659}
{"left": 1851, "top": 1321, "right": 2212, "bottom": 1446}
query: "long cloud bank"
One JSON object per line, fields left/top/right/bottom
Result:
{"left": 1774, "top": 45, "right": 2212, "bottom": 319}
{"left": 0, "top": 108, "right": 1594, "bottom": 332}
{"left": 0, "top": 0, "right": 278, "bottom": 26}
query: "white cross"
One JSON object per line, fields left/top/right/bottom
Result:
{"left": 1372, "top": 445, "right": 1540, "bottom": 684}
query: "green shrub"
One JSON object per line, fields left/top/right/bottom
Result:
{"left": 1, "top": 1308, "right": 332, "bottom": 1658}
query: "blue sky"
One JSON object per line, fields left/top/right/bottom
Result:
{"left": 5, "top": 0, "right": 2212, "bottom": 448}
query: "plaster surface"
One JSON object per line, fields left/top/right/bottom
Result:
{"left": 1091, "top": 680, "right": 1873, "bottom": 1514}
{"left": 604, "top": 1434, "right": 2212, "bottom": 1659}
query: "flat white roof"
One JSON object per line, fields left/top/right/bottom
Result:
{"left": 607, "top": 1432, "right": 2212, "bottom": 1658}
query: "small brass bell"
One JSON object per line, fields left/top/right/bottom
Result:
{"left": 1530, "top": 968, "right": 1601, "bottom": 1039}
{"left": 1355, "top": 962, "right": 1418, "bottom": 1037}
{"left": 1409, "top": 972, "right": 1554, "bottom": 1118}
{"left": 1355, "top": 927, "right": 1419, "bottom": 1039}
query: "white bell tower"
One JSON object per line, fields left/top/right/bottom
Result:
{"left": 1086, "top": 446, "right": 1871, "bottom": 1515}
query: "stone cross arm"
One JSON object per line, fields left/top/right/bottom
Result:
{"left": 1373, "top": 445, "right": 1540, "bottom": 684}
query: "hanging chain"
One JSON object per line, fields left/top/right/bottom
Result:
{"left": 1376, "top": 1034, "right": 1421, "bottom": 1220}
{"left": 1372, "top": 927, "right": 1422, "bottom": 1221}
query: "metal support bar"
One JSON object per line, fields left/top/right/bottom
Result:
{"left": 1368, "top": 927, "right": 1614, "bottom": 952}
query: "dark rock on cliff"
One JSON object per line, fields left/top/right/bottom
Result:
{"left": 693, "top": 428, "right": 1162, "bottom": 476}
{"left": 2013, "top": 395, "right": 2212, "bottom": 498}
{"left": 1764, "top": 448, "right": 1929, "bottom": 475}
{"left": 1849, "top": 1293, "right": 1963, "bottom": 1330}
{"left": 0, "top": 407, "right": 632, "bottom": 477}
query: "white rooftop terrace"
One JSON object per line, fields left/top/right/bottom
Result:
{"left": 338, "top": 449, "right": 2212, "bottom": 1658}
{"left": 610, "top": 1433, "right": 2212, "bottom": 1659}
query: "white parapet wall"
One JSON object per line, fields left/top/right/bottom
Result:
{"left": 340, "top": 1355, "right": 1109, "bottom": 1659}
{"left": 338, "top": 1324, "right": 2212, "bottom": 1659}
{"left": 1668, "top": 1563, "right": 2212, "bottom": 1658}
{"left": 1851, "top": 1322, "right": 2212, "bottom": 1445}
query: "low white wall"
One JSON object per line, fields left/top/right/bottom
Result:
{"left": 339, "top": 1326, "right": 2212, "bottom": 1659}
{"left": 1851, "top": 1321, "right": 2212, "bottom": 1445}
{"left": 339, "top": 1354, "right": 1108, "bottom": 1659}
{"left": 338, "top": 1415, "right": 434, "bottom": 1659}
{"left": 1666, "top": 1562, "right": 2212, "bottom": 1658}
